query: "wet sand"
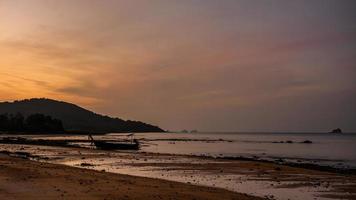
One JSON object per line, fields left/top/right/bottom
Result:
{"left": 68, "top": 152, "right": 356, "bottom": 200}
{"left": 0, "top": 154, "right": 263, "bottom": 200}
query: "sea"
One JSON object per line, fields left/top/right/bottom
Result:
{"left": 12, "top": 131, "right": 356, "bottom": 169}
{"left": 122, "top": 132, "right": 356, "bottom": 169}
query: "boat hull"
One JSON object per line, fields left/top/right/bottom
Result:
{"left": 94, "top": 141, "right": 139, "bottom": 150}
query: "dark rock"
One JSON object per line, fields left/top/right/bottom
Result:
{"left": 330, "top": 128, "right": 342, "bottom": 133}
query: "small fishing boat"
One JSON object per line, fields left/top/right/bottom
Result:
{"left": 88, "top": 134, "right": 140, "bottom": 150}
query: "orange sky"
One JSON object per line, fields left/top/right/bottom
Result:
{"left": 1, "top": 0, "right": 355, "bottom": 131}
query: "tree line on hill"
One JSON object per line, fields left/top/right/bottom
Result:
{"left": 0, "top": 113, "right": 64, "bottom": 133}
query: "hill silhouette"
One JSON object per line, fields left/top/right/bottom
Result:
{"left": 0, "top": 98, "right": 164, "bottom": 133}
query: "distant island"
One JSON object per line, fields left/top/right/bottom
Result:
{"left": 330, "top": 128, "right": 342, "bottom": 134}
{"left": 0, "top": 98, "right": 164, "bottom": 134}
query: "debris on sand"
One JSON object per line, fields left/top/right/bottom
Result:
{"left": 80, "top": 163, "right": 95, "bottom": 167}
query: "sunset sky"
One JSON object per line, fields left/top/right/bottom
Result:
{"left": 0, "top": 0, "right": 355, "bottom": 132}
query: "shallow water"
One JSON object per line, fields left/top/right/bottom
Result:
{"left": 126, "top": 132, "right": 356, "bottom": 169}
{"left": 6, "top": 132, "right": 356, "bottom": 168}
{"left": 14, "top": 132, "right": 356, "bottom": 169}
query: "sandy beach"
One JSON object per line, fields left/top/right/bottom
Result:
{"left": 0, "top": 153, "right": 263, "bottom": 200}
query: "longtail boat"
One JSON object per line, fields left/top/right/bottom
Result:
{"left": 88, "top": 134, "right": 140, "bottom": 150}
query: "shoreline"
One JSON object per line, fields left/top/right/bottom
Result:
{"left": 1, "top": 144, "right": 356, "bottom": 199}
{"left": 0, "top": 153, "right": 262, "bottom": 200}
{"left": 1, "top": 135, "right": 355, "bottom": 174}
{"left": 214, "top": 155, "right": 356, "bottom": 175}
{"left": 2, "top": 145, "right": 355, "bottom": 175}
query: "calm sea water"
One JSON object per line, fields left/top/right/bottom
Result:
{"left": 23, "top": 132, "right": 356, "bottom": 169}
{"left": 119, "top": 132, "right": 356, "bottom": 169}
